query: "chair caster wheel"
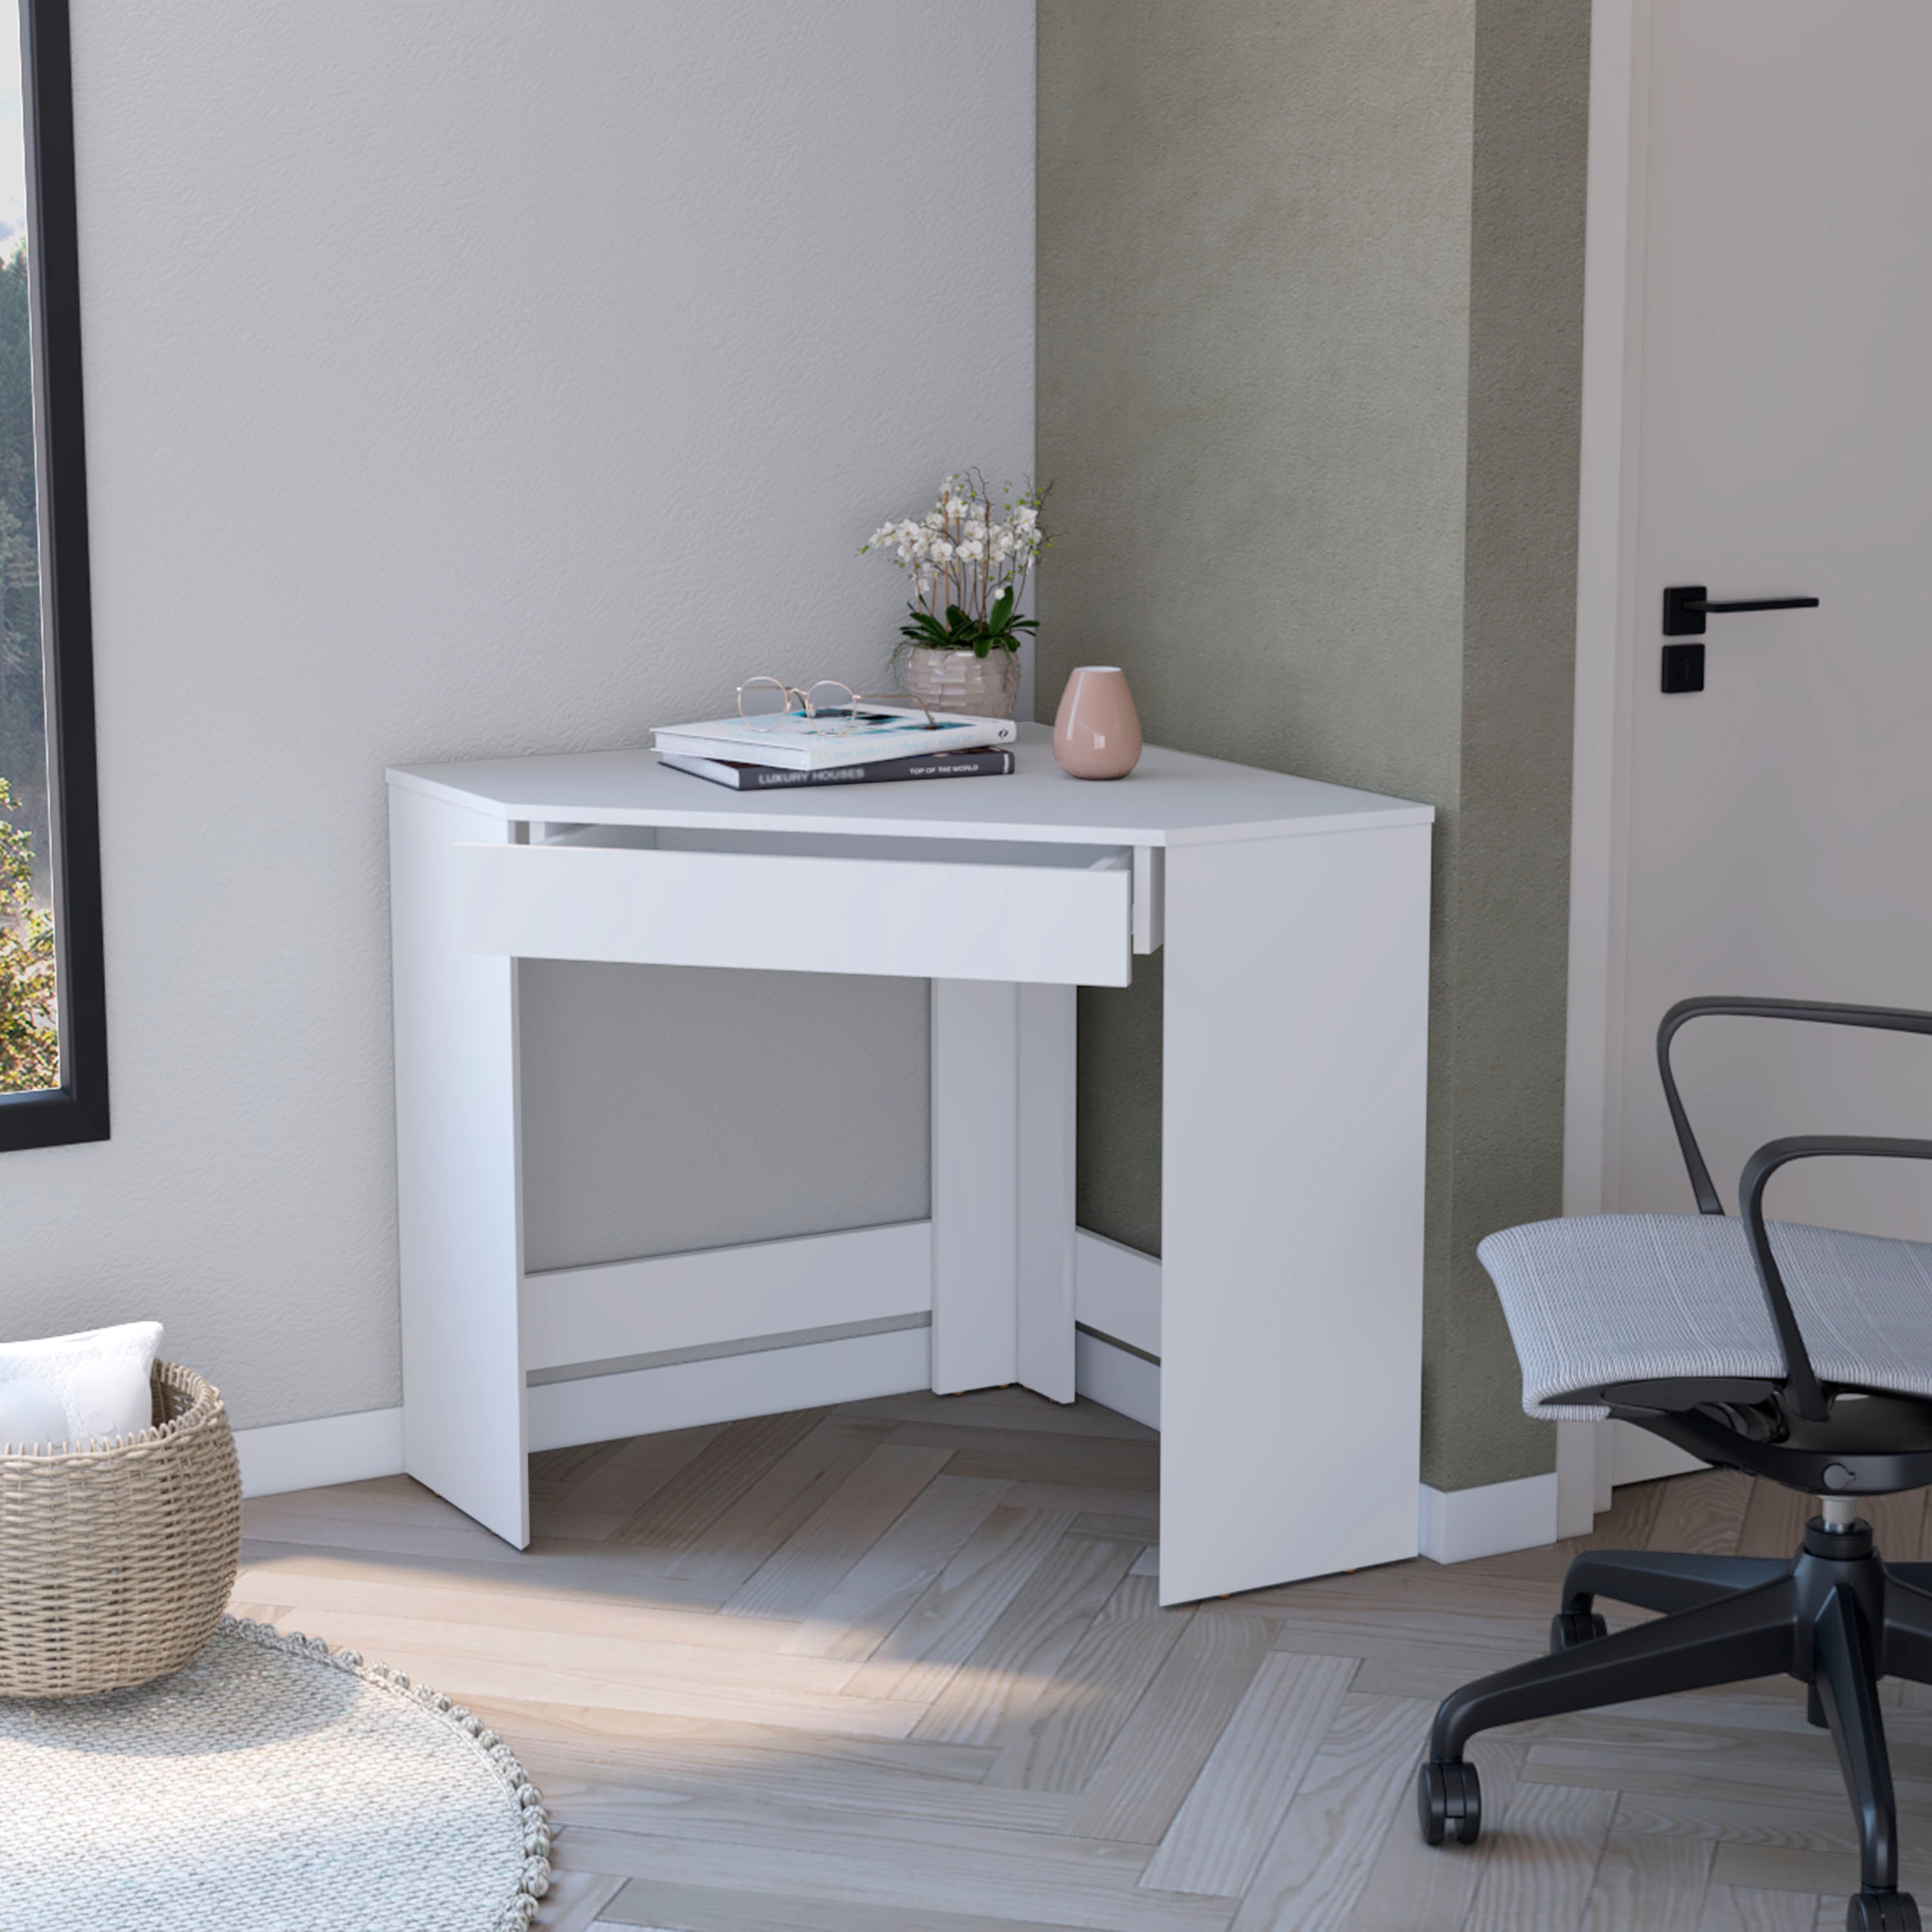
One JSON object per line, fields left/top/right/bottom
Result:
{"left": 1550, "top": 1611, "right": 1609, "bottom": 1653}
{"left": 1848, "top": 1890, "right": 1922, "bottom": 1930}
{"left": 1417, "top": 1759, "right": 1481, "bottom": 1846}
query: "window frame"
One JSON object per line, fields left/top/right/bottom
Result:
{"left": 0, "top": 0, "right": 106, "bottom": 1152}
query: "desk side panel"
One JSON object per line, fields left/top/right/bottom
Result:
{"left": 389, "top": 786, "right": 529, "bottom": 1544}
{"left": 1160, "top": 822, "right": 1430, "bottom": 1604}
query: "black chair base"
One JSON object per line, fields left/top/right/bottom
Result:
{"left": 1419, "top": 1515, "right": 1932, "bottom": 1931}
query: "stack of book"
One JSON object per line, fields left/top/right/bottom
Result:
{"left": 653, "top": 703, "right": 1018, "bottom": 791}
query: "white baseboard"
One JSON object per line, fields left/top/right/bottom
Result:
{"left": 1418, "top": 1471, "right": 1560, "bottom": 1564}
{"left": 233, "top": 1406, "right": 405, "bottom": 1499}
{"left": 1070, "top": 1326, "right": 1554, "bottom": 1569}
{"left": 230, "top": 1327, "right": 931, "bottom": 1497}
{"left": 1074, "top": 1327, "right": 1160, "bottom": 1429}
{"left": 524, "top": 1324, "right": 932, "bottom": 1454}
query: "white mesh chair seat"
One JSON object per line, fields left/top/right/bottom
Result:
{"left": 1479, "top": 1213, "right": 1932, "bottom": 1421}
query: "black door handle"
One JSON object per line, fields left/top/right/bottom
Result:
{"left": 1663, "top": 584, "right": 1821, "bottom": 637}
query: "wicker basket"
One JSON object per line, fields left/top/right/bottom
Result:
{"left": 0, "top": 1361, "right": 242, "bottom": 1699}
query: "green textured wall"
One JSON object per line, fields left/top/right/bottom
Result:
{"left": 1038, "top": 0, "right": 1589, "bottom": 1492}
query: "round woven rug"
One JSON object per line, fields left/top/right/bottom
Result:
{"left": 0, "top": 1616, "right": 551, "bottom": 1930}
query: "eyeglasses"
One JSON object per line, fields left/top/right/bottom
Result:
{"left": 735, "top": 677, "right": 864, "bottom": 723}
{"left": 735, "top": 677, "right": 936, "bottom": 730}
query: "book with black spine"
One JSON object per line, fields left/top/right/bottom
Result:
{"left": 659, "top": 746, "right": 1016, "bottom": 791}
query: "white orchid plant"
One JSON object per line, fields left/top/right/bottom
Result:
{"left": 864, "top": 472, "right": 1048, "bottom": 659}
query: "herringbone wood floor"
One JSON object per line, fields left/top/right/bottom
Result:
{"left": 232, "top": 1388, "right": 1932, "bottom": 1930}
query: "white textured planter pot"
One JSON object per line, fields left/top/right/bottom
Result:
{"left": 900, "top": 645, "right": 1021, "bottom": 720}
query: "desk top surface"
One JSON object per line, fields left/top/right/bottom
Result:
{"left": 389, "top": 723, "right": 1433, "bottom": 848}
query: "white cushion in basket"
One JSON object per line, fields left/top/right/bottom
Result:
{"left": 0, "top": 1320, "right": 163, "bottom": 1449}
{"left": 0, "top": 1377, "right": 66, "bottom": 1448}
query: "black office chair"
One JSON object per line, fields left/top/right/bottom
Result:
{"left": 1417, "top": 998, "right": 1932, "bottom": 1932}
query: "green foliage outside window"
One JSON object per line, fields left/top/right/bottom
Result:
{"left": 0, "top": 775, "right": 55, "bottom": 1090}
{"left": 0, "top": 240, "right": 53, "bottom": 1094}
{"left": 0, "top": 245, "right": 43, "bottom": 867}
{"left": 0, "top": 243, "right": 41, "bottom": 846}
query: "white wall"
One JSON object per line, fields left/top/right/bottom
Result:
{"left": 0, "top": 1, "right": 1035, "bottom": 1428}
{"left": 518, "top": 961, "right": 932, "bottom": 1276}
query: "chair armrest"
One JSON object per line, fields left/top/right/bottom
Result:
{"left": 1739, "top": 1133, "right": 1932, "bottom": 1423}
{"left": 1657, "top": 998, "right": 1932, "bottom": 1215}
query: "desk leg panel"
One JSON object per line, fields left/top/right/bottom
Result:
{"left": 930, "top": 979, "right": 1020, "bottom": 1394}
{"left": 390, "top": 788, "right": 530, "bottom": 1546}
{"left": 931, "top": 980, "right": 1079, "bottom": 1403}
{"left": 1159, "top": 824, "right": 1430, "bottom": 1605}
{"left": 1016, "top": 983, "right": 1077, "bottom": 1404}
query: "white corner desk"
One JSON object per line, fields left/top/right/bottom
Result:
{"left": 387, "top": 723, "right": 1432, "bottom": 1605}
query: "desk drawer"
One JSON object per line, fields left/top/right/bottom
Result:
{"left": 453, "top": 836, "right": 1133, "bottom": 985}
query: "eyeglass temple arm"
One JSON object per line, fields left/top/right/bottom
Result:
{"left": 859, "top": 690, "right": 936, "bottom": 724}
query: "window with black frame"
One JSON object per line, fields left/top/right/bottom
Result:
{"left": 0, "top": 0, "right": 104, "bottom": 1150}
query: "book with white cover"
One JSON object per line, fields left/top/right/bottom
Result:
{"left": 652, "top": 704, "right": 1017, "bottom": 772}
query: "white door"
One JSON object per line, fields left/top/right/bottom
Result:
{"left": 1595, "top": 3, "right": 1932, "bottom": 1472}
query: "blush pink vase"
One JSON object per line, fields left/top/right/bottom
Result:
{"left": 1052, "top": 665, "right": 1142, "bottom": 779}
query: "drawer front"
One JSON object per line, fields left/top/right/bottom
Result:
{"left": 453, "top": 840, "right": 1133, "bottom": 985}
